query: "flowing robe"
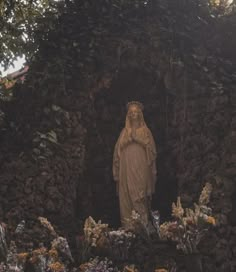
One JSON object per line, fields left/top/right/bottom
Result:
{"left": 113, "top": 126, "right": 157, "bottom": 227}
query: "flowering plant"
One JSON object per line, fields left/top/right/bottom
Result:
{"left": 77, "top": 217, "right": 109, "bottom": 263}
{"left": 106, "top": 229, "right": 135, "bottom": 261}
{"left": 38, "top": 217, "right": 58, "bottom": 238}
{"left": 79, "top": 257, "right": 120, "bottom": 272}
{"left": 124, "top": 210, "right": 150, "bottom": 239}
{"left": 47, "top": 261, "right": 66, "bottom": 272}
{"left": 159, "top": 183, "right": 216, "bottom": 254}
{"left": 84, "top": 217, "right": 108, "bottom": 247}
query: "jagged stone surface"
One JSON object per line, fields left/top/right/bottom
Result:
{"left": 0, "top": 1, "right": 235, "bottom": 271}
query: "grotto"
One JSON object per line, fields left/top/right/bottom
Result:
{"left": 0, "top": 0, "right": 236, "bottom": 271}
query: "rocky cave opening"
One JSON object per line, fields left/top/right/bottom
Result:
{"left": 76, "top": 68, "right": 178, "bottom": 227}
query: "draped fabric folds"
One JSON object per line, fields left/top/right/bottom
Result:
{"left": 113, "top": 120, "right": 157, "bottom": 227}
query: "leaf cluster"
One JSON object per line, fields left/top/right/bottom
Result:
{"left": 0, "top": 0, "right": 63, "bottom": 72}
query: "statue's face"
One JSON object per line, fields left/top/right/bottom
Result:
{"left": 128, "top": 105, "right": 140, "bottom": 121}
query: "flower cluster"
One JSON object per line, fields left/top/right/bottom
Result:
{"left": 79, "top": 257, "right": 120, "bottom": 272}
{"left": 51, "top": 236, "right": 74, "bottom": 263}
{"left": 106, "top": 230, "right": 135, "bottom": 261}
{"left": 84, "top": 216, "right": 108, "bottom": 247}
{"left": 159, "top": 222, "right": 178, "bottom": 240}
{"left": 26, "top": 243, "right": 67, "bottom": 272}
{"left": 159, "top": 182, "right": 216, "bottom": 254}
{"left": 0, "top": 218, "right": 72, "bottom": 272}
{"left": 107, "top": 230, "right": 135, "bottom": 248}
{"left": 29, "top": 246, "right": 48, "bottom": 272}
{"left": 17, "top": 252, "right": 29, "bottom": 261}
{"left": 38, "top": 216, "right": 58, "bottom": 237}
{"left": 0, "top": 77, "right": 16, "bottom": 90}
{"left": 48, "top": 248, "right": 59, "bottom": 259}
{"left": 47, "top": 261, "right": 65, "bottom": 272}
{"left": 125, "top": 210, "right": 142, "bottom": 227}
{"left": 199, "top": 182, "right": 212, "bottom": 205}
{"left": 172, "top": 197, "right": 184, "bottom": 219}
{"left": 124, "top": 210, "right": 149, "bottom": 237}
{"left": 46, "top": 241, "right": 67, "bottom": 272}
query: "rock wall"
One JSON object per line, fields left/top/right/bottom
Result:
{"left": 0, "top": 102, "right": 86, "bottom": 236}
{"left": 85, "top": 55, "right": 236, "bottom": 271}
{"left": 0, "top": 1, "right": 235, "bottom": 270}
{"left": 162, "top": 59, "right": 236, "bottom": 271}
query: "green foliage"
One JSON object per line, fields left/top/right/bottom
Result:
{"left": 208, "top": 0, "right": 236, "bottom": 17}
{"left": 0, "top": 0, "right": 236, "bottom": 76}
{"left": 0, "top": 0, "right": 235, "bottom": 102}
{"left": 0, "top": 78, "right": 15, "bottom": 100}
{"left": 0, "top": 0, "right": 63, "bottom": 72}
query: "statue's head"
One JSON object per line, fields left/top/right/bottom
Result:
{"left": 126, "top": 101, "right": 144, "bottom": 112}
{"left": 126, "top": 101, "right": 145, "bottom": 127}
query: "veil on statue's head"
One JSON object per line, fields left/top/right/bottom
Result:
{"left": 125, "top": 101, "right": 147, "bottom": 129}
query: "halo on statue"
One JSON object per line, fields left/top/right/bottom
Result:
{"left": 126, "top": 101, "right": 144, "bottom": 111}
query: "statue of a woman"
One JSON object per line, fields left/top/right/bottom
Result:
{"left": 113, "top": 101, "right": 157, "bottom": 227}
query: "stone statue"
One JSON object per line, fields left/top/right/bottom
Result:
{"left": 113, "top": 101, "right": 157, "bottom": 227}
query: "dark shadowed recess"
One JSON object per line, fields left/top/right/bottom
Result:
{"left": 77, "top": 68, "right": 178, "bottom": 227}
